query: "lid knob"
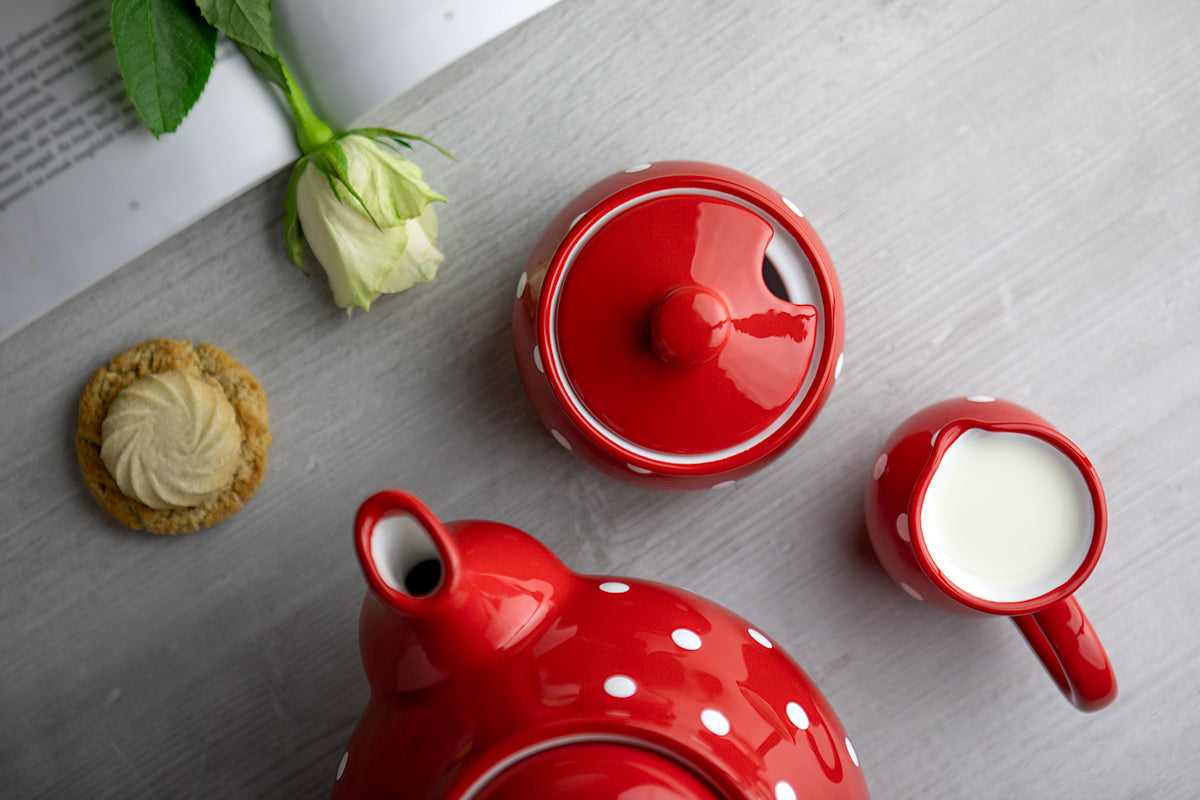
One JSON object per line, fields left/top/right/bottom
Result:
{"left": 650, "top": 285, "right": 732, "bottom": 367}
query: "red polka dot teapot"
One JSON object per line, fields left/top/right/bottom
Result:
{"left": 330, "top": 490, "right": 869, "bottom": 800}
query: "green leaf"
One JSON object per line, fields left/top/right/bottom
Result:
{"left": 235, "top": 41, "right": 286, "bottom": 89}
{"left": 195, "top": 0, "right": 276, "bottom": 57}
{"left": 282, "top": 156, "right": 308, "bottom": 269}
{"left": 111, "top": 0, "right": 218, "bottom": 137}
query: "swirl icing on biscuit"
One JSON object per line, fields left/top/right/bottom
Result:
{"left": 100, "top": 371, "right": 242, "bottom": 510}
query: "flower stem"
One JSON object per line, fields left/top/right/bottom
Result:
{"left": 280, "top": 61, "right": 335, "bottom": 154}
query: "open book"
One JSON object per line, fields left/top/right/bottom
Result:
{"left": 0, "top": 0, "right": 560, "bottom": 342}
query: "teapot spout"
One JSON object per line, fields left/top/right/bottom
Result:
{"left": 356, "top": 490, "right": 459, "bottom": 613}
{"left": 354, "top": 490, "right": 567, "bottom": 693}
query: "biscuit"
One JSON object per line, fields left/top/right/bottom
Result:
{"left": 76, "top": 339, "right": 271, "bottom": 534}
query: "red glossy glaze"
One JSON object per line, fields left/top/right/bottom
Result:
{"left": 331, "top": 491, "right": 870, "bottom": 800}
{"left": 863, "top": 397, "right": 1117, "bottom": 711}
{"left": 649, "top": 285, "right": 733, "bottom": 367}
{"left": 513, "top": 161, "right": 844, "bottom": 489}
{"left": 1012, "top": 596, "right": 1118, "bottom": 712}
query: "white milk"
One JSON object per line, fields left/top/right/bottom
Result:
{"left": 918, "top": 429, "right": 1094, "bottom": 604}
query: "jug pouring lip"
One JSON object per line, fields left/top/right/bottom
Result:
{"left": 355, "top": 489, "right": 463, "bottom": 617}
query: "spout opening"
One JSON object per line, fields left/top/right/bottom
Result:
{"left": 371, "top": 512, "right": 445, "bottom": 598}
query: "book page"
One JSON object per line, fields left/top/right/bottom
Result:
{"left": 0, "top": 0, "right": 561, "bottom": 343}
{"left": 276, "top": 0, "right": 563, "bottom": 127}
{"left": 0, "top": 0, "right": 296, "bottom": 343}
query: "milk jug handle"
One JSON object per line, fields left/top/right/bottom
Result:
{"left": 1012, "top": 596, "right": 1117, "bottom": 712}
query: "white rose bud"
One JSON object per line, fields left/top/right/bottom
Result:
{"left": 285, "top": 132, "right": 447, "bottom": 313}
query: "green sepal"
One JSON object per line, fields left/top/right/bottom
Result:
{"left": 308, "top": 140, "right": 384, "bottom": 229}
{"left": 282, "top": 156, "right": 308, "bottom": 270}
{"left": 347, "top": 128, "right": 456, "bottom": 161}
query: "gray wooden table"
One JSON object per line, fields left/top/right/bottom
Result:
{"left": 2, "top": 0, "right": 1197, "bottom": 797}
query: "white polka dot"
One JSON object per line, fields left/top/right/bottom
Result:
{"left": 336, "top": 751, "right": 348, "bottom": 780}
{"left": 701, "top": 708, "right": 730, "bottom": 736}
{"left": 775, "top": 782, "right": 797, "bottom": 800}
{"left": 550, "top": 429, "right": 571, "bottom": 450}
{"left": 834, "top": 352, "right": 844, "bottom": 379}
{"left": 533, "top": 345, "right": 544, "bottom": 373}
{"left": 786, "top": 701, "right": 810, "bottom": 730}
{"left": 900, "top": 582, "right": 923, "bottom": 601}
{"left": 748, "top": 628, "right": 773, "bottom": 648}
{"left": 872, "top": 453, "right": 887, "bottom": 480}
{"left": 896, "top": 513, "right": 910, "bottom": 542}
{"left": 604, "top": 675, "right": 637, "bottom": 698}
{"left": 845, "top": 737, "right": 859, "bottom": 767}
{"left": 625, "top": 162, "right": 653, "bottom": 173}
{"left": 712, "top": 480, "right": 736, "bottom": 490}
{"left": 516, "top": 271, "right": 528, "bottom": 298}
{"left": 672, "top": 628, "right": 702, "bottom": 650}
{"left": 599, "top": 581, "right": 630, "bottom": 593}
{"left": 967, "top": 395, "right": 995, "bottom": 403}
{"left": 627, "top": 463, "right": 652, "bottom": 475}
{"left": 782, "top": 197, "right": 804, "bottom": 217}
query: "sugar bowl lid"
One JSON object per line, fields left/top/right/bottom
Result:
{"left": 540, "top": 162, "right": 844, "bottom": 476}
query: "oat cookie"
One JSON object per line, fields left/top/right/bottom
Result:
{"left": 75, "top": 339, "right": 271, "bottom": 534}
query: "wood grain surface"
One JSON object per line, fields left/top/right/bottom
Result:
{"left": 2, "top": 0, "right": 1197, "bottom": 797}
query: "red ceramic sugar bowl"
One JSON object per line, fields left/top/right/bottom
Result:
{"left": 330, "top": 490, "right": 869, "bottom": 800}
{"left": 513, "top": 161, "right": 845, "bottom": 489}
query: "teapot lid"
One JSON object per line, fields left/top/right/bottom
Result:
{"left": 471, "top": 741, "right": 720, "bottom": 800}
{"left": 542, "top": 168, "right": 843, "bottom": 474}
